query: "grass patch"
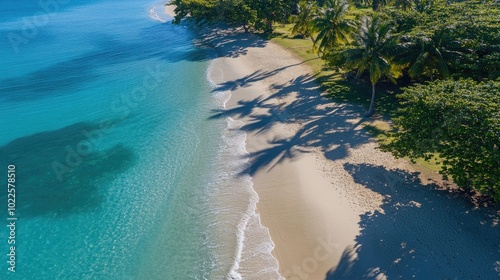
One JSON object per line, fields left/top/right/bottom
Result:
{"left": 269, "top": 24, "right": 326, "bottom": 73}
{"left": 319, "top": 73, "right": 401, "bottom": 118}
{"left": 269, "top": 24, "right": 443, "bottom": 175}
{"left": 413, "top": 157, "right": 442, "bottom": 173}
{"left": 363, "top": 120, "right": 443, "bottom": 173}
{"left": 270, "top": 23, "right": 401, "bottom": 118}
{"left": 362, "top": 120, "right": 394, "bottom": 144}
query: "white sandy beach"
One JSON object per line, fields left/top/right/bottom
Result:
{"left": 164, "top": 4, "right": 176, "bottom": 18}
{"left": 199, "top": 27, "right": 500, "bottom": 280}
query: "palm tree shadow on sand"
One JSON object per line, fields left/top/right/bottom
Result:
{"left": 205, "top": 29, "right": 500, "bottom": 279}
{"left": 0, "top": 122, "right": 135, "bottom": 218}
{"left": 210, "top": 69, "right": 373, "bottom": 175}
{"left": 195, "top": 26, "right": 269, "bottom": 58}
{"left": 326, "top": 163, "right": 500, "bottom": 279}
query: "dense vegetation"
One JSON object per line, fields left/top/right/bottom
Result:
{"left": 383, "top": 80, "right": 500, "bottom": 200}
{"left": 170, "top": 0, "right": 298, "bottom": 32}
{"left": 171, "top": 0, "right": 500, "bottom": 200}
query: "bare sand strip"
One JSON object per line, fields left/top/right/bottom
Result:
{"left": 164, "top": 4, "right": 176, "bottom": 18}
{"left": 201, "top": 28, "right": 500, "bottom": 279}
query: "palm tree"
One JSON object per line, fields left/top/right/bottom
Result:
{"left": 343, "top": 15, "right": 401, "bottom": 117}
{"left": 399, "top": 29, "right": 457, "bottom": 81}
{"left": 291, "top": 1, "right": 318, "bottom": 42}
{"left": 413, "top": 0, "right": 435, "bottom": 13}
{"left": 394, "top": 0, "right": 413, "bottom": 11}
{"left": 408, "top": 36, "right": 449, "bottom": 81}
{"left": 372, "top": 0, "right": 388, "bottom": 10}
{"left": 311, "top": 0, "right": 354, "bottom": 55}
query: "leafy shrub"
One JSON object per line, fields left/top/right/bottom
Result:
{"left": 383, "top": 79, "right": 500, "bottom": 199}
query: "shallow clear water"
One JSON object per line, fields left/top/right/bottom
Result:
{"left": 0, "top": 0, "right": 282, "bottom": 279}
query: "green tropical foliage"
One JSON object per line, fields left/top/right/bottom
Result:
{"left": 171, "top": 0, "right": 500, "bottom": 199}
{"left": 372, "top": 0, "right": 388, "bottom": 10}
{"left": 398, "top": 31, "right": 453, "bottom": 81}
{"left": 394, "top": 0, "right": 413, "bottom": 11}
{"left": 290, "top": 1, "right": 318, "bottom": 40}
{"left": 393, "top": 0, "right": 438, "bottom": 12}
{"left": 389, "top": 2, "right": 500, "bottom": 80}
{"left": 383, "top": 79, "right": 500, "bottom": 200}
{"left": 413, "top": 0, "right": 436, "bottom": 13}
{"left": 311, "top": 0, "right": 354, "bottom": 54}
{"left": 341, "top": 15, "right": 401, "bottom": 116}
{"left": 170, "top": 0, "right": 295, "bottom": 32}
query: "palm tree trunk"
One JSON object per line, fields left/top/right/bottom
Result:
{"left": 266, "top": 20, "right": 273, "bottom": 32}
{"left": 367, "top": 82, "right": 376, "bottom": 117}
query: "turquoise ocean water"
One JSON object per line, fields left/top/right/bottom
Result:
{"left": 0, "top": 1, "right": 280, "bottom": 279}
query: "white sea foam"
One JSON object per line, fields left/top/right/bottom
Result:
{"left": 148, "top": 1, "right": 169, "bottom": 23}
{"left": 206, "top": 60, "right": 284, "bottom": 280}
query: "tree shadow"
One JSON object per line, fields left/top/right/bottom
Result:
{"left": 195, "top": 26, "right": 269, "bottom": 58}
{"left": 201, "top": 29, "right": 500, "bottom": 278}
{"left": 211, "top": 66, "right": 373, "bottom": 175}
{"left": 321, "top": 72, "right": 402, "bottom": 119}
{"left": 325, "top": 163, "right": 500, "bottom": 279}
{"left": 211, "top": 59, "right": 317, "bottom": 94}
{"left": 0, "top": 122, "right": 135, "bottom": 218}
{"left": 209, "top": 96, "right": 271, "bottom": 121}
{"left": 243, "top": 133, "right": 312, "bottom": 176}
{"left": 202, "top": 29, "right": 500, "bottom": 279}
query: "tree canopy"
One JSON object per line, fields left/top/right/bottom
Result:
{"left": 170, "top": 0, "right": 500, "bottom": 199}
{"left": 385, "top": 2, "right": 500, "bottom": 81}
{"left": 311, "top": 0, "right": 353, "bottom": 54}
{"left": 170, "top": 0, "right": 297, "bottom": 32}
{"left": 342, "top": 15, "right": 401, "bottom": 116}
{"left": 383, "top": 79, "right": 500, "bottom": 200}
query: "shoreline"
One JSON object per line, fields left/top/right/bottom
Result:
{"left": 205, "top": 28, "right": 364, "bottom": 279}
{"left": 206, "top": 39, "right": 284, "bottom": 279}
{"left": 163, "top": 3, "right": 176, "bottom": 18}
{"left": 206, "top": 58, "right": 282, "bottom": 279}
{"left": 197, "top": 27, "right": 500, "bottom": 279}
